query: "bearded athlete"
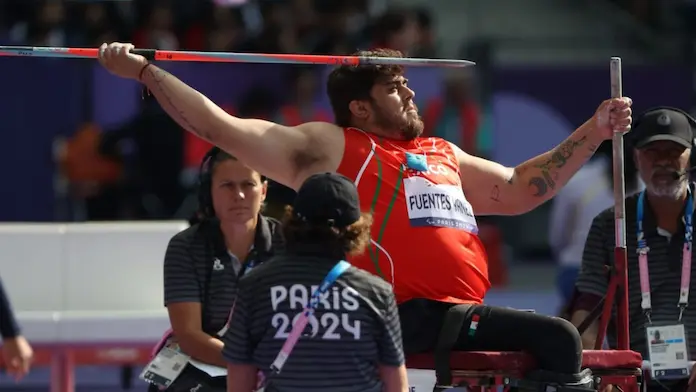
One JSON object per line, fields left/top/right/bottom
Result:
{"left": 99, "top": 43, "right": 632, "bottom": 385}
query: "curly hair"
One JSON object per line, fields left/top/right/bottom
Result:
{"left": 281, "top": 206, "right": 373, "bottom": 256}
{"left": 326, "top": 48, "right": 405, "bottom": 127}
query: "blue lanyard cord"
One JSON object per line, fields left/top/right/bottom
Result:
{"left": 637, "top": 190, "right": 694, "bottom": 252}
{"left": 305, "top": 261, "right": 352, "bottom": 315}
{"left": 242, "top": 260, "right": 257, "bottom": 275}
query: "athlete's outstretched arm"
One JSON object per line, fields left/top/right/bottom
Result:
{"left": 454, "top": 98, "right": 631, "bottom": 216}
{"left": 140, "top": 65, "right": 337, "bottom": 189}
{"left": 98, "top": 42, "right": 342, "bottom": 190}
{"left": 454, "top": 122, "right": 601, "bottom": 216}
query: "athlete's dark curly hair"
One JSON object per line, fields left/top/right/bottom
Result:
{"left": 326, "top": 48, "right": 405, "bottom": 127}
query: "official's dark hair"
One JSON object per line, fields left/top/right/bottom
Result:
{"left": 197, "top": 146, "right": 266, "bottom": 219}
{"left": 326, "top": 48, "right": 405, "bottom": 127}
{"left": 281, "top": 206, "right": 373, "bottom": 256}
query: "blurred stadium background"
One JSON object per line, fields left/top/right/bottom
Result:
{"left": 0, "top": 0, "right": 693, "bottom": 390}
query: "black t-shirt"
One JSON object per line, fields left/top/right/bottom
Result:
{"left": 222, "top": 248, "right": 404, "bottom": 392}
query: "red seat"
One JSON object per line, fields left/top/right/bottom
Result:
{"left": 406, "top": 350, "right": 643, "bottom": 373}
{"left": 581, "top": 350, "right": 643, "bottom": 369}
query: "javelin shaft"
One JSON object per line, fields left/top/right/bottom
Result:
{"left": 610, "top": 57, "right": 630, "bottom": 351}
{"left": 0, "top": 46, "right": 475, "bottom": 68}
{"left": 611, "top": 58, "right": 626, "bottom": 249}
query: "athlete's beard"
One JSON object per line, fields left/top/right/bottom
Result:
{"left": 373, "top": 105, "right": 424, "bottom": 140}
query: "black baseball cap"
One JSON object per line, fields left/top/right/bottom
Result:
{"left": 632, "top": 107, "right": 694, "bottom": 149}
{"left": 293, "top": 173, "right": 361, "bottom": 227}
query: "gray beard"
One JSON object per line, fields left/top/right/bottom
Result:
{"left": 646, "top": 179, "right": 688, "bottom": 200}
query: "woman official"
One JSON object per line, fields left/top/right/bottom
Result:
{"left": 144, "top": 147, "right": 284, "bottom": 391}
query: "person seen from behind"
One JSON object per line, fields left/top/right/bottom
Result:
{"left": 222, "top": 173, "right": 408, "bottom": 392}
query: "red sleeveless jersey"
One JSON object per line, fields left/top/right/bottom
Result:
{"left": 336, "top": 127, "right": 490, "bottom": 304}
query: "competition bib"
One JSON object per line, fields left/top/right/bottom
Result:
{"left": 403, "top": 176, "right": 478, "bottom": 233}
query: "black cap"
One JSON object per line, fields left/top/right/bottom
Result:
{"left": 293, "top": 173, "right": 361, "bottom": 227}
{"left": 632, "top": 107, "right": 694, "bottom": 149}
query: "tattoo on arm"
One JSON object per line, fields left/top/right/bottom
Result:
{"left": 489, "top": 169, "right": 517, "bottom": 202}
{"left": 146, "top": 67, "right": 216, "bottom": 141}
{"left": 527, "top": 136, "right": 598, "bottom": 197}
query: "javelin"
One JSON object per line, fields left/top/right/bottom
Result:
{"left": 608, "top": 57, "right": 629, "bottom": 351}
{"left": 0, "top": 46, "right": 475, "bottom": 68}
{"left": 593, "top": 57, "right": 629, "bottom": 351}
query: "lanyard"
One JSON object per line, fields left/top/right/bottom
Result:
{"left": 270, "top": 260, "right": 351, "bottom": 374}
{"left": 217, "top": 256, "right": 261, "bottom": 337}
{"left": 637, "top": 190, "right": 694, "bottom": 321}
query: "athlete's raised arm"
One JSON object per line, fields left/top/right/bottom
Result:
{"left": 453, "top": 97, "right": 632, "bottom": 216}
{"left": 97, "top": 42, "right": 343, "bottom": 190}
